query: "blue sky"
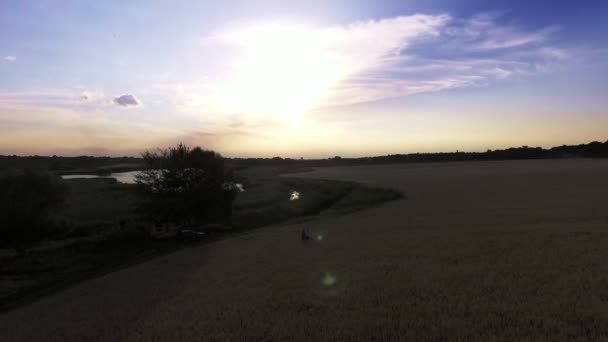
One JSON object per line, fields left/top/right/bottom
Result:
{"left": 1, "top": 0, "right": 607, "bottom": 157}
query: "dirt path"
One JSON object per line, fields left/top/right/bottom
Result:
{"left": 2, "top": 159, "right": 608, "bottom": 341}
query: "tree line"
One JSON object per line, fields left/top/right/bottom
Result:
{"left": 2, "top": 140, "right": 607, "bottom": 171}
{"left": 231, "top": 140, "right": 608, "bottom": 166}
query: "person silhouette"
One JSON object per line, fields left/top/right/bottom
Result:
{"left": 301, "top": 228, "right": 311, "bottom": 241}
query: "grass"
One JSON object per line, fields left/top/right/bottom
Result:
{"left": 231, "top": 166, "right": 401, "bottom": 229}
{"left": 0, "top": 166, "right": 401, "bottom": 308}
{"left": 59, "top": 178, "right": 139, "bottom": 227}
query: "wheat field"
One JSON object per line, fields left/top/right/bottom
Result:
{"left": 2, "top": 159, "right": 608, "bottom": 341}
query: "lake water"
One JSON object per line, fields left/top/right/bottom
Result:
{"left": 62, "top": 171, "right": 139, "bottom": 184}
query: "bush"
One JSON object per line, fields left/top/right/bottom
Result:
{"left": 135, "top": 143, "right": 239, "bottom": 231}
{"left": 0, "top": 170, "right": 69, "bottom": 255}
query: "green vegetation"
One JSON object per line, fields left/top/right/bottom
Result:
{"left": 0, "top": 170, "right": 69, "bottom": 255}
{"left": 60, "top": 178, "right": 139, "bottom": 226}
{"left": 232, "top": 166, "right": 401, "bottom": 229}
{"left": 0, "top": 177, "right": 154, "bottom": 307}
{"left": 0, "top": 164, "right": 401, "bottom": 308}
{"left": 136, "top": 144, "right": 238, "bottom": 228}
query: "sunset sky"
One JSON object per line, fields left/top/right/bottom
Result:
{"left": 1, "top": 0, "right": 607, "bottom": 157}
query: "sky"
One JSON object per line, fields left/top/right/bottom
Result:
{"left": 1, "top": 0, "right": 607, "bottom": 157}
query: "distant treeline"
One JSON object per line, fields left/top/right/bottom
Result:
{"left": 232, "top": 140, "right": 608, "bottom": 167}
{"left": 0, "top": 155, "right": 143, "bottom": 174}
{"left": 1, "top": 140, "right": 607, "bottom": 171}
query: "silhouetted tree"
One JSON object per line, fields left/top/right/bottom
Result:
{"left": 135, "top": 143, "right": 239, "bottom": 231}
{"left": 0, "top": 170, "right": 69, "bottom": 255}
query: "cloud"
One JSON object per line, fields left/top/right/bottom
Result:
{"left": 444, "top": 12, "right": 559, "bottom": 51}
{"left": 79, "top": 91, "right": 104, "bottom": 102}
{"left": 113, "top": 94, "right": 141, "bottom": 107}
{"left": 0, "top": 90, "right": 77, "bottom": 106}
{"left": 482, "top": 67, "right": 513, "bottom": 79}
{"left": 319, "top": 12, "right": 567, "bottom": 107}
{"left": 475, "top": 26, "right": 559, "bottom": 50}
{"left": 172, "top": 12, "right": 568, "bottom": 114}
{"left": 0, "top": 103, "right": 180, "bottom": 156}
{"left": 1, "top": 12, "right": 568, "bottom": 127}
{"left": 0, "top": 89, "right": 109, "bottom": 108}
{"left": 188, "top": 14, "right": 450, "bottom": 116}
{"left": 327, "top": 75, "right": 483, "bottom": 107}
{"left": 537, "top": 47, "right": 568, "bottom": 61}
{"left": 4, "top": 56, "right": 16, "bottom": 61}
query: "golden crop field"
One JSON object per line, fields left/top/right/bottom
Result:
{"left": 2, "top": 159, "right": 608, "bottom": 341}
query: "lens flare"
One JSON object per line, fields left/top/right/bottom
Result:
{"left": 321, "top": 272, "right": 337, "bottom": 287}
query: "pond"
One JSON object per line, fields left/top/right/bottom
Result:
{"left": 62, "top": 172, "right": 245, "bottom": 190}
{"left": 61, "top": 171, "right": 140, "bottom": 184}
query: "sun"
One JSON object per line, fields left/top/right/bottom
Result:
{"left": 212, "top": 23, "right": 351, "bottom": 120}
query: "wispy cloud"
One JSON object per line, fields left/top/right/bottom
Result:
{"left": 0, "top": 104, "right": 179, "bottom": 155}
{"left": 326, "top": 76, "right": 483, "bottom": 107}
{"left": 444, "top": 12, "right": 560, "bottom": 51}
{"left": 3, "top": 56, "right": 16, "bottom": 62}
{"left": 320, "top": 12, "right": 567, "bottom": 107}
{"left": 0, "top": 89, "right": 108, "bottom": 107}
{"left": 79, "top": 91, "right": 106, "bottom": 102}
{"left": 5, "top": 12, "right": 566, "bottom": 117}
{"left": 183, "top": 14, "right": 450, "bottom": 117}
{"left": 172, "top": 12, "right": 568, "bottom": 113}
{"left": 0, "top": 90, "right": 79, "bottom": 106}
{"left": 537, "top": 47, "right": 568, "bottom": 61}
{"left": 475, "top": 26, "right": 559, "bottom": 50}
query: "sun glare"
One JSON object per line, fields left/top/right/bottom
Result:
{"left": 214, "top": 23, "right": 351, "bottom": 119}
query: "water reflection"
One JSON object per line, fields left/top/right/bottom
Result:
{"left": 61, "top": 171, "right": 139, "bottom": 183}
{"left": 223, "top": 182, "right": 245, "bottom": 192}
{"left": 63, "top": 171, "right": 244, "bottom": 191}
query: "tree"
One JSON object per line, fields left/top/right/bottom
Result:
{"left": 0, "top": 170, "right": 69, "bottom": 255}
{"left": 135, "top": 143, "right": 239, "bottom": 231}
